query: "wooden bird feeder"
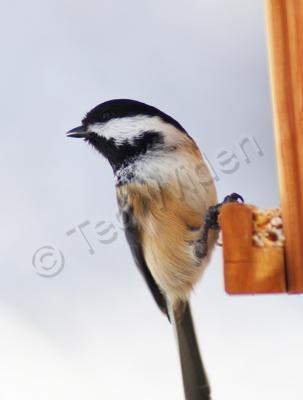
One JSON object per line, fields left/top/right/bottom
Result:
{"left": 219, "top": 0, "right": 303, "bottom": 295}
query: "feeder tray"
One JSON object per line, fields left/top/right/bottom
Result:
{"left": 219, "top": 203, "right": 286, "bottom": 294}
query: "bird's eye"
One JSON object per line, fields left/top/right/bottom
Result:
{"left": 102, "top": 111, "right": 112, "bottom": 121}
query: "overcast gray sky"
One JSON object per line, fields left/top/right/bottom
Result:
{"left": 1, "top": 1, "right": 303, "bottom": 399}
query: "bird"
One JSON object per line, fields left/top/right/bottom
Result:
{"left": 67, "top": 99, "right": 218, "bottom": 400}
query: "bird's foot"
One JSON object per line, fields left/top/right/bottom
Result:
{"left": 222, "top": 192, "right": 244, "bottom": 204}
{"left": 195, "top": 193, "right": 244, "bottom": 260}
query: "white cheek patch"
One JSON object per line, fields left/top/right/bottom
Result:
{"left": 88, "top": 115, "right": 182, "bottom": 146}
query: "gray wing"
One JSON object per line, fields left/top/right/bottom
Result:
{"left": 121, "top": 206, "right": 168, "bottom": 316}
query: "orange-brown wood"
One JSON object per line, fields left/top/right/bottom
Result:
{"left": 265, "top": 0, "right": 303, "bottom": 292}
{"left": 219, "top": 203, "right": 286, "bottom": 294}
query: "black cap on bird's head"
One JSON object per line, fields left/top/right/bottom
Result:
{"left": 66, "top": 99, "right": 189, "bottom": 173}
{"left": 67, "top": 99, "right": 186, "bottom": 135}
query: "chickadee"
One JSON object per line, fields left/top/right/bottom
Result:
{"left": 67, "top": 99, "right": 217, "bottom": 400}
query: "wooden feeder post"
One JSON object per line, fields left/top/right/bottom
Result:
{"left": 266, "top": 0, "right": 303, "bottom": 293}
{"left": 219, "top": 1, "right": 303, "bottom": 294}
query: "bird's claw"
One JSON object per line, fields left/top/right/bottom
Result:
{"left": 223, "top": 192, "right": 244, "bottom": 204}
{"left": 196, "top": 192, "right": 244, "bottom": 260}
{"left": 204, "top": 193, "right": 244, "bottom": 232}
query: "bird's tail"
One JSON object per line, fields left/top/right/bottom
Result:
{"left": 170, "top": 302, "right": 211, "bottom": 400}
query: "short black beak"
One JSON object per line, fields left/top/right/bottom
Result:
{"left": 66, "top": 125, "right": 89, "bottom": 138}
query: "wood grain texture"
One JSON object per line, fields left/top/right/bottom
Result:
{"left": 265, "top": 0, "right": 303, "bottom": 292}
{"left": 219, "top": 203, "right": 286, "bottom": 294}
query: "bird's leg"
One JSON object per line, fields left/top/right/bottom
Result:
{"left": 195, "top": 193, "right": 244, "bottom": 260}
